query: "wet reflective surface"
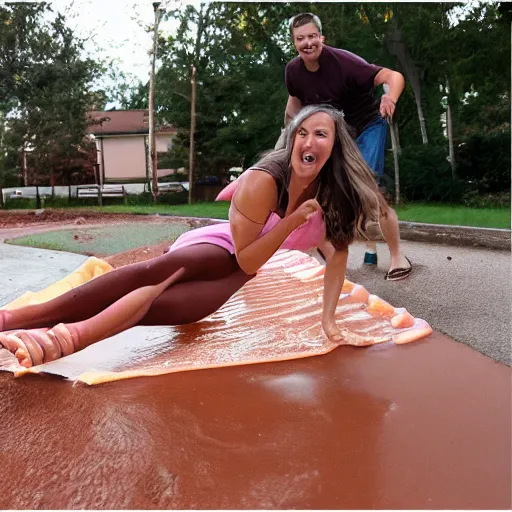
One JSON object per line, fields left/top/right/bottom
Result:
{"left": 0, "top": 331, "right": 510, "bottom": 509}
{"left": 2, "top": 251, "right": 431, "bottom": 383}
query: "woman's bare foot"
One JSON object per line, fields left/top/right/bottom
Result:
{"left": 0, "top": 324, "right": 77, "bottom": 368}
{"left": 0, "top": 309, "right": 8, "bottom": 332}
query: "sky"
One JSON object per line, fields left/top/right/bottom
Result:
{"left": 45, "top": 0, "right": 203, "bottom": 84}
{"left": 34, "top": 0, "right": 481, "bottom": 98}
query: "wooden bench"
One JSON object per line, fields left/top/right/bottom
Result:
{"left": 77, "top": 185, "right": 126, "bottom": 199}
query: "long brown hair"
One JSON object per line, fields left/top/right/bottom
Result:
{"left": 252, "top": 105, "right": 387, "bottom": 249}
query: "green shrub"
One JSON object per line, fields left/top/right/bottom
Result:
{"left": 385, "top": 144, "right": 467, "bottom": 202}
{"left": 124, "top": 191, "right": 188, "bottom": 206}
{"left": 455, "top": 130, "right": 511, "bottom": 194}
{"left": 3, "top": 197, "right": 36, "bottom": 209}
{"left": 3, "top": 194, "right": 132, "bottom": 209}
{"left": 461, "top": 190, "right": 511, "bottom": 208}
{"left": 125, "top": 192, "right": 154, "bottom": 206}
{"left": 41, "top": 196, "right": 92, "bottom": 208}
{"left": 156, "top": 190, "right": 188, "bottom": 205}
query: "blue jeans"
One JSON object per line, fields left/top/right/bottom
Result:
{"left": 356, "top": 117, "right": 387, "bottom": 188}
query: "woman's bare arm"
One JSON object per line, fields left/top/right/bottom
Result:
{"left": 230, "top": 170, "right": 319, "bottom": 275}
{"left": 318, "top": 239, "right": 348, "bottom": 341}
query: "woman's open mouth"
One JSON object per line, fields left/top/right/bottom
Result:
{"left": 302, "top": 153, "right": 316, "bottom": 164}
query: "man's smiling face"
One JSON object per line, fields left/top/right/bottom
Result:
{"left": 292, "top": 22, "right": 325, "bottom": 67}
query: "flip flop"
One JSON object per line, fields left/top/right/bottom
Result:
{"left": 385, "top": 257, "right": 412, "bottom": 281}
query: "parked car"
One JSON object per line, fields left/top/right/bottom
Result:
{"left": 196, "top": 176, "right": 220, "bottom": 186}
{"left": 158, "top": 182, "right": 188, "bottom": 193}
{"left": 9, "top": 190, "right": 23, "bottom": 199}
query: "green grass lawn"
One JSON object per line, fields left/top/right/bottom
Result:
{"left": 3, "top": 201, "right": 510, "bottom": 229}
{"left": 394, "top": 203, "right": 510, "bottom": 229}
{"left": 85, "top": 202, "right": 232, "bottom": 219}
{"left": 77, "top": 202, "right": 510, "bottom": 229}
{"left": 7, "top": 223, "right": 191, "bottom": 255}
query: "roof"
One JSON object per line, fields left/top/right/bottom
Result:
{"left": 87, "top": 110, "right": 176, "bottom": 137}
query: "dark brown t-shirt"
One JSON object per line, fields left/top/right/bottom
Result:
{"left": 285, "top": 45, "right": 382, "bottom": 137}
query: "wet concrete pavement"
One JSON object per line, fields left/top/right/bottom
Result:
{"left": 347, "top": 240, "right": 511, "bottom": 365}
{"left": 0, "top": 243, "right": 87, "bottom": 307}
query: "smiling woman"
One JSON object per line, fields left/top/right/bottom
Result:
{"left": 0, "top": 106, "right": 387, "bottom": 368}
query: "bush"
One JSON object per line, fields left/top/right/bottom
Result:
{"left": 156, "top": 190, "right": 188, "bottom": 205}
{"left": 461, "top": 190, "right": 511, "bottom": 208}
{"left": 3, "top": 195, "right": 131, "bottom": 209}
{"left": 455, "top": 130, "right": 511, "bottom": 194}
{"left": 3, "top": 197, "right": 36, "bottom": 209}
{"left": 125, "top": 192, "right": 154, "bottom": 206}
{"left": 385, "top": 144, "right": 467, "bottom": 202}
{"left": 42, "top": 196, "right": 94, "bottom": 208}
{"left": 124, "top": 191, "right": 188, "bottom": 206}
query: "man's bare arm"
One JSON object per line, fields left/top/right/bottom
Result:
{"left": 374, "top": 68, "right": 405, "bottom": 118}
{"left": 285, "top": 95, "right": 303, "bottom": 125}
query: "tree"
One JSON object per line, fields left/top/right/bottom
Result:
{"left": 156, "top": 2, "right": 300, "bottom": 190}
{"left": 0, "top": 2, "right": 101, "bottom": 204}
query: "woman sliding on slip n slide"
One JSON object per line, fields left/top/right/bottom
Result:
{"left": 0, "top": 104, "right": 388, "bottom": 369}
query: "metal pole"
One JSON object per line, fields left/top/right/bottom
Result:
{"left": 148, "top": 2, "right": 161, "bottom": 201}
{"left": 188, "top": 64, "right": 196, "bottom": 205}
{"left": 99, "top": 137, "right": 105, "bottom": 207}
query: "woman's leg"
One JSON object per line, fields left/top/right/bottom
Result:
{"left": 139, "top": 267, "right": 254, "bottom": 325}
{"left": 1, "top": 268, "right": 187, "bottom": 368}
{"left": 1, "top": 246, "right": 254, "bottom": 367}
{"left": 1, "top": 244, "right": 238, "bottom": 331}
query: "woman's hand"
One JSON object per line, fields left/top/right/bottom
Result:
{"left": 230, "top": 170, "right": 306, "bottom": 275}
{"left": 321, "top": 246, "right": 348, "bottom": 343}
{"left": 322, "top": 319, "right": 343, "bottom": 342}
{"left": 289, "top": 198, "right": 322, "bottom": 227}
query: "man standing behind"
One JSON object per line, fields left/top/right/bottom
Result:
{"left": 281, "top": 12, "right": 411, "bottom": 281}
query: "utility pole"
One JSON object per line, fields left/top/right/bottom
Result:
{"left": 148, "top": 2, "right": 162, "bottom": 201}
{"left": 188, "top": 64, "right": 196, "bottom": 205}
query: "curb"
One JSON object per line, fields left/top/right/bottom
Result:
{"left": 163, "top": 215, "right": 511, "bottom": 252}
{"left": 397, "top": 221, "right": 510, "bottom": 251}
{"left": 0, "top": 209, "right": 510, "bottom": 251}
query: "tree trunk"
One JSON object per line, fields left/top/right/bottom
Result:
{"left": 394, "top": 120, "right": 402, "bottom": 154}
{"left": 21, "top": 146, "right": 28, "bottom": 186}
{"left": 0, "top": 186, "right": 4, "bottom": 208}
{"left": 445, "top": 78, "right": 456, "bottom": 180}
{"left": 188, "top": 64, "right": 197, "bottom": 205}
{"left": 186, "top": 3, "right": 211, "bottom": 205}
{"left": 386, "top": 22, "right": 429, "bottom": 144}
{"left": 388, "top": 118, "right": 401, "bottom": 204}
{"left": 36, "top": 185, "right": 41, "bottom": 209}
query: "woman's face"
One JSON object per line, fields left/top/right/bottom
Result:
{"left": 290, "top": 112, "right": 336, "bottom": 184}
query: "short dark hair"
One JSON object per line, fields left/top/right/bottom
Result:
{"left": 289, "top": 13, "right": 322, "bottom": 37}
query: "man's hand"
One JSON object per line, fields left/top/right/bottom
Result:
{"left": 380, "top": 94, "right": 396, "bottom": 119}
{"left": 374, "top": 68, "right": 405, "bottom": 119}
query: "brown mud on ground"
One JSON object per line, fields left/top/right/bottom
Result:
{"left": 105, "top": 240, "right": 174, "bottom": 267}
{"left": 0, "top": 210, "right": 510, "bottom": 509}
{"left": 0, "top": 209, "right": 147, "bottom": 229}
{"left": 0, "top": 331, "right": 510, "bottom": 510}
